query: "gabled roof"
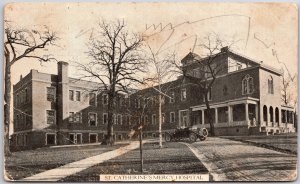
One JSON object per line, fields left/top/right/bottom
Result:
{"left": 181, "top": 52, "right": 202, "bottom": 64}
{"left": 180, "top": 47, "right": 282, "bottom": 76}
{"left": 228, "top": 49, "right": 282, "bottom": 75}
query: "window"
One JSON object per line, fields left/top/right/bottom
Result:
{"left": 170, "top": 112, "right": 175, "bottom": 123}
{"left": 113, "top": 114, "right": 117, "bottom": 124}
{"left": 170, "top": 92, "right": 175, "bottom": 103}
{"left": 16, "top": 94, "right": 19, "bottom": 106}
{"left": 135, "top": 99, "right": 140, "bottom": 108}
{"left": 69, "top": 112, "right": 81, "bottom": 123}
{"left": 23, "top": 134, "right": 27, "bottom": 146}
{"left": 88, "top": 113, "right": 97, "bottom": 126}
{"left": 144, "top": 115, "right": 148, "bottom": 123}
{"left": 69, "top": 90, "right": 74, "bottom": 101}
{"left": 46, "top": 134, "right": 56, "bottom": 145}
{"left": 179, "top": 110, "right": 188, "bottom": 127}
{"left": 103, "top": 113, "right": 108, "bottom": 124}
{"left": 144, "top": 98, "right": 148, "bottom": 107}
{"left": 120, "top": 97, "right": 125, "bottom": 106}
{"left": 46, "top": 110, "right": 56, "bottom": 124}
{"left": 193, "top": 68, "right": 200, "bottom": 77}
{"left": 117, "top": 114, "right": 122, "bottom": 125}
{"left": 20, "top": 91, "right": 24, "bottom": 104}
{"left": 152, "top": 114, "right": 157, "bottom": 124}
{"left": 223, "top": 85, "right": 228, "bottom": 96}
{"left": 74, "top": 112, "right": 82, "bottom": 123}
{"left": 161, "top": 96, "right": 165, "bottom": 105}
{"left": 127, "top": 115, "right": 131, "bottom": 125}
{"left": 181, "top": 88, "right": 187, "bottom": 101}
{"left": 75, "top": 91, "right": 81, "bottom": 101}
{"left": 69, "top": 133, "right": 82, "bottom": 144}
{"left": 103, "top": 94, "right": 108, "bottom": 105}
{"left": 25, "top": 88, "right": 29, "bottom": 102}
{"left": 268, "top": 76, "right": 274, "bottom": 94}
{"left": 237, "top": 63, "right": 242, "bottom": 70}
{"left": 89, "top": 93, "right": 96, "bottom": 106}
{"left": 242, "top": 74, "right": 254, "bottom": 95}
{"left": 15, "top": 114, "right": 19, "bottom": 129}
{"left": 69, "top": 112, "right": 74, "bottom": 122}
{"left": 162, "top": 113, "right": 165, "bottom": 123}
{"left": 47, "top": 87, "right": 56, "bottom": 101}
{"left": 203, "top": 89, "right": 212, "bottom": 102}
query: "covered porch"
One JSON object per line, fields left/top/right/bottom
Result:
{"left": 260, "top": 104, "right": 296, "bottom": 134}
{"left": 191, "top": 97, "right": 259, "bottom": 129}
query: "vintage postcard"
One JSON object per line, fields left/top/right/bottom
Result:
{"left": 3, "top": 2, "right": 298, "bottom": 182}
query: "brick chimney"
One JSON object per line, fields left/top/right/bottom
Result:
{"left": 57, "top": 61, "right": 69, "bottom": 145}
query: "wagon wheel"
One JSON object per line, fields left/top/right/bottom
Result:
{"left": 189, "top": 133, "right": 197, "bottom": 142}
{"left": 165, "top": 133, "right": 172, "bottom": 142}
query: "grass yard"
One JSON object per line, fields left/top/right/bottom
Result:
{"left": 5, "top": 143, "right": 127, "bottom": 180}
{"left": 221, "top": 133, "right": 297, "bottom": 154}
{"left": 61, "top": 142, "right": 209, "bottom": 182}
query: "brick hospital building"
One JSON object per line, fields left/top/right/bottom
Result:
{"left": 11, "top": 47, "right": 296, "bottom": 150}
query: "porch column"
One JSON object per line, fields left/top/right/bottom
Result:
{"left": 273, "top": 108, "right": 276, "bottom": 127}
{"left": 245, "top": 103, "right": 249, "bottom": 122}
{"left": 267, "top": 106, "right": 270, "bottom": 126}
{"left": 215, "top": 108, "right": 218, "bottom": 124}
{"left": 279, "top": 108, "right": 282, "bottom": 125}
{"left": 255, "top": 104, "right": 258, "bottom": 125}
{"left": 201, "top": 110, "right": 205, "bottom": 125}
{"left": 228, "top": 105, "right": 232, "bottom": 123}
{"left": 285, "top": 110, "right": 288, "bottom": 123}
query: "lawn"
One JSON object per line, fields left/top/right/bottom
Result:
{"left": 221, "top": 133, "right": 297, "bottom": 154}
{"left": 5, "top": 143, "right": 127, "bottom": 180}
{"left": 61, "top": 142, "right": 209, "bottom": 182}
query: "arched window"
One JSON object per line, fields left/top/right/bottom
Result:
{"left": 263, "top": 105, "right": 268, "bottom": 122}
{"left": 275, "top": 107, "right": 279, "bottom": 123}
{"left": 242, "top": 74, "right": 254, "bottom": 95}
{"left": 268, "top": 76, "right": 274, "bottom": 94}
{"left": 269, "top": 106, "right": 274, "bottom": 122}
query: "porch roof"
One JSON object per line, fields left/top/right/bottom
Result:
{"left": 191, "top": 97, "right": 259, "bottom": 111}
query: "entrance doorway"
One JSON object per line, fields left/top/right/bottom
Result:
{"left": 89, "top": 133, "right": 98, "bottom": 143}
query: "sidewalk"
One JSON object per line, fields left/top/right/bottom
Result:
{"left": 20, "top": 141, "right": 143, "bottom": 181}
{"left": 61, "top": 141, "right": 208, "bottom": 182}
{"left": 186, "top": 137, "right": 297, "bottom": 181}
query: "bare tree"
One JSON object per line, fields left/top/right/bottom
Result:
{"left": 173, "top": 33, "right": 236, "bottom": 136}
{"left": 281, "top": 74, "right": 296, "bottom": 106}
{"left": 77, "top": 20, "right": 146, "bottom": 145}
{"left": 144, "top": 43, "right": 177, "bottom": 148}
{"left": 4, "top": 22, "right": 58, "bottom": 155}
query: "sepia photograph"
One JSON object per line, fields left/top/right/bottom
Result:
{"left": 3, "top": 2, "right": 298, "bottom": 182}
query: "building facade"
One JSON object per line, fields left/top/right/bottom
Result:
{"left": 11, "top": 47, "right": 296, "bottom": 151}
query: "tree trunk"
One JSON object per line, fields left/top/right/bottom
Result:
{"left": 104, "top": 93, "right": 115, "bottom": 145}
{"left": 158, "top": 94, "right": 163, "bottom": 148}
{"left": 204, "top": 92, "right": 215, "bottom": 136}
{"left": 4, "top": 53, "right": 11, "bottom": 156}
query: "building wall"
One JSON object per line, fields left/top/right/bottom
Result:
{"left": 31, "top": 70, "right": 58, "bottom": 131}
{"left": 11, "top": 50, "right": 296, "bottom": 151}
{"left": 259, "top": 68, "right": 281, "bottom": 127}
{"left": 13, "top": 73, "right": 33, "bottom": 133}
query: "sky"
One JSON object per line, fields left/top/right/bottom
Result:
{"left": 4, "top": 3, "right": 298, "bottom": 134}
{"left": 5, "top": 2, "right": 298, "bottom": 85}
